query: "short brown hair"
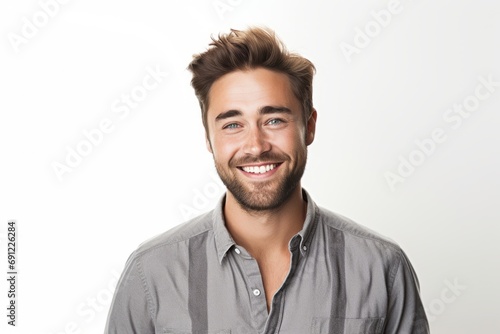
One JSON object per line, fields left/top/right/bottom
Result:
{"left": 187, "top": 27, "right": 316, "bottom": 134}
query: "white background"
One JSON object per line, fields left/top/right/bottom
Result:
{"left": 1, "top": 0, "right": 499, "bottom": 333}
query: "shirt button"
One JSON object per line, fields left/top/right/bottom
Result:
{"left": 252, "top": 289, "right": 261, "bottom": 296}
{"left": 302, "top": 245, "right": 307, "bottom": 251}
{"left": 234, "top": 248, "right": 241, "bottom": 254}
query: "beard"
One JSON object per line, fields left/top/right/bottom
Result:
{"left": 214, "top": 150, "right": 307, "bottom": 212}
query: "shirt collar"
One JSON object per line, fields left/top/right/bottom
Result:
{"left": 212, "top": 194, "right": 236, "bottom": 264}
{"left": 296, "top": 188, "right": 319, "bottom": 256}
{"left": 212, "top": 188, "right": 318, "bottom": 264}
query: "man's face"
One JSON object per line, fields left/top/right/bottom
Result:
{"left": 206, "top": 68, "right": 316, "bottom": 212}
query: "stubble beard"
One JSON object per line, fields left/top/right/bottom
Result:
{"left": 214, "top": 150, "right": 307, "bottom": 213}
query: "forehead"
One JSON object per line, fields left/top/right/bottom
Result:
{"left": 207, "top": 68, "right": 299, "bottom": 116}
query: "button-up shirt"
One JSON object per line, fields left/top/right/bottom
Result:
{"left": 105, "top": 190, "right": 429, "bottom": 333}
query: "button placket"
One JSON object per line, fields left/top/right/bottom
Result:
{"left": 231, "top": 246, "right": 268, "bottom": 329}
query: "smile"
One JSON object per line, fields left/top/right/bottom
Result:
{"left": 239, "top": 163, "right": 279, "bottom": 174}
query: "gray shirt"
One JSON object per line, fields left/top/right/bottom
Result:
{"left": 105, "top": 190, "right": 429, "bottom": 333}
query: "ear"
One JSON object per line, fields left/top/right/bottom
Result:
{"left": 306, "top": 109, "right": 317, "bottom": 146}
{"left": 205, "top": 133, "right": 213, "bottom": 153}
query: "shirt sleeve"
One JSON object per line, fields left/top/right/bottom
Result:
{"left": 384, "top": 250, "right": 430, "bottom": 334}
{"left": 104, "top": 252, "right": 155, "bottom": 334}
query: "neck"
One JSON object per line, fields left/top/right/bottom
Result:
{"left": 223, "top": 186, "right": 307, "bottom": 258}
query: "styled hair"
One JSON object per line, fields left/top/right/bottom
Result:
{"left": 187, "top": 27, "right": 316, "bottom": 133}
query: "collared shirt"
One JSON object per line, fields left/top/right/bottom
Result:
{"left": 105, "top": 190, "right": 429, "bottom": 333}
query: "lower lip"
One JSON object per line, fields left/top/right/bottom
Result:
{"left": 238, "top": 164, "right": 282, "bottom": 178}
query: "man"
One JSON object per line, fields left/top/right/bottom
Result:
{"left": 105, "top": 27, "right": 429, "bottom": 333}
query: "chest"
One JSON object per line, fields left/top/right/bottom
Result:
{"left": 256, "top": 253, "right": 292, "bottom": 309}
{"left": 151, "top": 242, "right": 389, "bottom": 333}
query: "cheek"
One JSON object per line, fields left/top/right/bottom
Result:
{"left": 211, "top": 136, "right": 240, "bottom": 161}
{"left": 272, "top": 128, "right": 306, "bottom": 153}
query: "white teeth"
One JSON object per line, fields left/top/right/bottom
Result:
{"left": 242, "top": 164, "right": 277, "bottom": 174}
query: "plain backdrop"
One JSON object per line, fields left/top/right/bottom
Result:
{"left": 1, "top": 0, "right": 499, "bottom": 333}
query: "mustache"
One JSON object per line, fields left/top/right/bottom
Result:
{"left": 230, "top": 152, "right": 289, "bottom": 167}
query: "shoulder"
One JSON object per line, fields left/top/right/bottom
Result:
{"left": 315, "top": 205, "right": 414, "bottom": 288}
{"left": 316, "top": 205, "right": 404, "bottom": 257}
{"left": 133, "top": 210, "right": 214, "bottom": 258}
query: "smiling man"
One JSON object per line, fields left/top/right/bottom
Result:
{"left": 105, "top": 27, "right": 429, "bottom": 334}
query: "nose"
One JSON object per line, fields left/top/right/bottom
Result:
{"left": 242, "top": 125, "right": 271, "bottom": 156}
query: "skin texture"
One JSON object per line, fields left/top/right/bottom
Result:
{"left": 205, "top": 68, "right": 317, "bottom": 309}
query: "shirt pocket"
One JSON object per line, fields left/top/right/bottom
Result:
{"left": 311, "top": 317, "right": 385, "bottom": 334}
{"left": 163, "top": 329, "right": 230, "bottom": 334}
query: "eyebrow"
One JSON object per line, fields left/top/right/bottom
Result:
{"left": 215, "top": 106, "right": 292, "bottom": 122}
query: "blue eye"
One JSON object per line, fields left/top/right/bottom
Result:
{"left": 224, "top": 123, "right": 240, "bottom": 129}
{"left": 268, "top": 118, "right": 284, "bottom": 125}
